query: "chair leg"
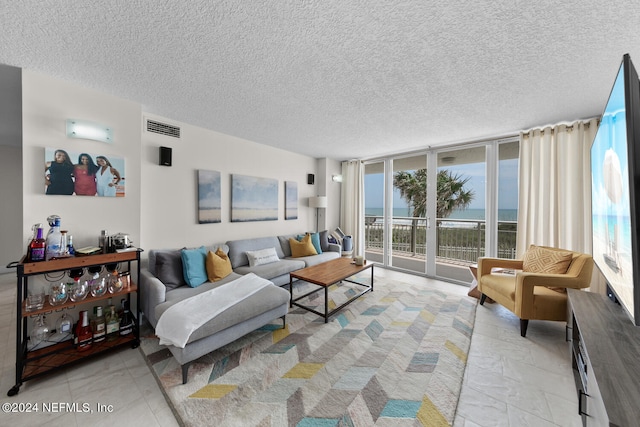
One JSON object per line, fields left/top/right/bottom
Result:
{"left": 479, "top": 294, "right": 487, "bottom": 305}
{"left": 520, "top": 319, "right": 529, "bottom": 337}
{"left": 281, "top": 315, "right": 286, "bottom": 329}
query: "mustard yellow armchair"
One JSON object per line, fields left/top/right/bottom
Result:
{"left": 477, "top": 246, "right": 593, "bottom": 337}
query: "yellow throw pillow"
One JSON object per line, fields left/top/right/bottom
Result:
{"left": 522, "top": 245, "right": 573, "bottom": 274}
{"left": 289, "top": 234, "right": 318, "bottom": 257}
{"left": 205, "top": 248, "right": 233, "bottom": 282}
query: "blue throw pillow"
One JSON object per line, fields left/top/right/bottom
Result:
{"left": 309, "top": 232, "right": 323, "bottom": 254}
{"left": 181, "top": 246, "right": 208, "bottom": 287}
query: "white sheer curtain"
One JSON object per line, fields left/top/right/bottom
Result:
{"left": 516, "top": 118, "right": 598, "bottom": 257}
{"left": 340, "top": 160, "right": 365, "bottom": 256}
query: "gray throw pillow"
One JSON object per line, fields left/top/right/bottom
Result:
{"left": 155, "top": 250, "right": 187, "bottom": 290}
{"left": 319, "top": 230, "right": 330, "bottom": 252}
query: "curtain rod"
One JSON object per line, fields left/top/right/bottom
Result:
{"left": 360, "top": 133, "right": 519, "bottom": 163}
{"left": 521, "top": 117, "right": 600, "bottom": 138}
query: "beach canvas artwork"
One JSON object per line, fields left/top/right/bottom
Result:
{"left": 231, "top": 174, "right": 278, "bottom": 222}
{"left": 285, "top": 181, "right": 298, "bottom": 220}
{"left": 197, "top": 170, "right": 221, "bottom": 224}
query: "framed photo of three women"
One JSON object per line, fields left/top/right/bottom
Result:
{"left": 44, "top": 147, "right": 125, "bottom": 197}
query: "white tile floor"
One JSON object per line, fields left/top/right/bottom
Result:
{"left": 0, "top": 269, "right": 582, "bottom": 426}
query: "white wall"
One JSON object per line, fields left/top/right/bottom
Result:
{"left": 21, "top": 70, "right": 142, "bottom": 251}
{"left": 316, "top": 157, "right": 342, "bottom": 232}
{"left": 139, "top": 113, "right": 323, "bottom": 251}
{"left": 16, "top": 71, "right": 340, "bottom": 267}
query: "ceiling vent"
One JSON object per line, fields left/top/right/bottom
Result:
{"left": 146, "top": 119, "right": 181, "bottom": 138}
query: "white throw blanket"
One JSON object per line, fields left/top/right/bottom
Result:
{"left": 155, "top": 273, "right": 274, "bottom": 348}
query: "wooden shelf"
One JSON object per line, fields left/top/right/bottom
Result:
{"left": 23, "top": 333, "right": 138, "bottom": 380}
{"left": 19, "top": 251, "right": 140, "bottom": 275}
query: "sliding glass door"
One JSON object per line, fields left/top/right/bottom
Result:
{"left": 363, "top": 139, "right": 519, "bottom": 283}
{"left": 434, "top": 146, "right": 487, "bottom": 283}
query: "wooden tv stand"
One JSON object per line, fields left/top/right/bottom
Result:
{"left": 567, "top": 288, "right": 640, "bottom": 426}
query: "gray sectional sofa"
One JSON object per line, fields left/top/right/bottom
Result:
{"left": 227, "top": 231, "right": 341, "bottom": 286}
{"left": 139, "top": 232, "right": 341, "bottom": 383}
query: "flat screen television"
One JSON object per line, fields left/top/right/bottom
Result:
{"left": 591, "top": 53, "right": 640, "bottom": 326}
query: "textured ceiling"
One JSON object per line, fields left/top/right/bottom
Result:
{"left": 1, "top": 1, "right": 640, "bottom": 160}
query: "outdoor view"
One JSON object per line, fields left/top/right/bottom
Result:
{"left": 364, "top": 142, "right": 519, "bottom": 279}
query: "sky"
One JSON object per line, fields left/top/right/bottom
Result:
{"left": 364, "top": 158, "right": 519, "bottom": 211}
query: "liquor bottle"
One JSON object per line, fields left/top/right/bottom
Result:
{"left": 67, "top": 234, "right": 75, "bottom": 256}
{"left": 105, "top": 304, "right": 119, "bottom": 341}
{"left": 119, "top": 299, "right": 135, "bottom": 336}
{"left": 99, "top": 229, "right": 109, "bottom": 254}
{"left": 75, "top": 310, "right": 92, "bottom": 351}
{"left": 45, "top": 217, "right": 63, "bottom": 260}
{"left": 60, "top": 230, "right": 68, "bottom": 257}
{"left": 92, "top": 306, "right": 106, "bottom": 343}
{"left": 28, "top": 226, "right": 46, "bottom": 262}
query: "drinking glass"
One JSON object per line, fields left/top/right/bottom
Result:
{"left": 26, "top": 289, "right": 45, "bottom": 311}
{"left": 49, "top": 281, "right": 68, "bottom": 306}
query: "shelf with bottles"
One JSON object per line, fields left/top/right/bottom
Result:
{"left": 22, "top": 332, "right": 138, "bottom": 381}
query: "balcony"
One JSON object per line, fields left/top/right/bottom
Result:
{"left": 364, "top": 215, "right": 517, "bottom": 282}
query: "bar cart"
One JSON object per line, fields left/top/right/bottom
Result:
{"left": 7, "top": 250, "right": 141, "bottom": 396}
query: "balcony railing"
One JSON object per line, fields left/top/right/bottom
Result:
{"left": 364, "top": 216, "right": 517, "bottom": 263}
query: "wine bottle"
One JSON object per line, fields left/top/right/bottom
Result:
{"left": 29, "top": 226, "right": 46, "bottom": 262}
{"left": 105, "top": 305, "right": 119, "bottom": 341}
{"left": 75, "top": 310, "right": 92, "bottom": 351}
{"left": 92, "top": 306, "right": 106, "bottom": 343}
{"left": 119, "top": 299, "right": 134, "bottom": 336}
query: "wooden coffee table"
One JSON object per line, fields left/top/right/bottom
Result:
{"left": 289, "top": 257, "right": 374, "bottom": 323}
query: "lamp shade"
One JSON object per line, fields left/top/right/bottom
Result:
{"left": 309, "top": 196, "right": 327, "bottom": 208}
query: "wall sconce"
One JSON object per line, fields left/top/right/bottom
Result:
{"left": 332, "top": 174, "right": 343, "bottom": 182}
{"left": 66, "top": 119, "right": 113, "bottom": 143}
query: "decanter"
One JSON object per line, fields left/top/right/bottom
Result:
{"left": 30, "top": 314, "right": 50, "bottom": 349}
{"left": 50, "top": 311, "right": 73, "bottom": 342}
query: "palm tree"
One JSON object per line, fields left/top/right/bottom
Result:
{"left": 393, "top": 169, "right": 474, "bottom": 218}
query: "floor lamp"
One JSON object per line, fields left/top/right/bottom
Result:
{"left": 309, "top": 196, "right": 327, "bottom": 232}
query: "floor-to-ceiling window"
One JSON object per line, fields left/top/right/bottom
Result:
{"left": 363, "top": 138, "right": 519, "bottom": 283}
{"left": 364, "top": 161, "right": 386, "bottom": 265}
{"left": 435, "top": 146, "right": 487, "bottom": 282}
{"left": 497, "top": 141, "right": 519, "bottom": 258}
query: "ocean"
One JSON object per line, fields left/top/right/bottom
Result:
{"left": 365, "top": 208, "right": 518, "bottom": 222}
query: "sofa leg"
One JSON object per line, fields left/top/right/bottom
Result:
{"left": 182, "top": 363, "right": 190, "bottom": 384}
{"left": 281, "top": 315, "right": 286, "bottom": 329}
{"left": 479, "top": 294, "right": 487, "bottom": 305}
{"left": 520, "top": 319, "right": 529, "bottom": 337}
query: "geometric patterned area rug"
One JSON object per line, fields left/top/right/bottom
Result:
{"left": 140, "top": 273, "right": 477, "bottom": 426}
